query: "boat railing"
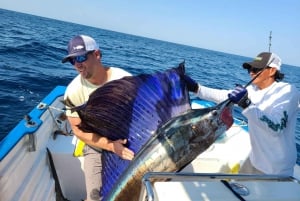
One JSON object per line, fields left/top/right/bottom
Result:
{"left": 140, "top": 172, "right": 299, "bottom": 201}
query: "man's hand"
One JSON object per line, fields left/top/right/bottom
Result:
{"left": 183, "top": 75, "right": 199, "bottom": 93}
{"left": 228, "top": 85, "right": 251, "bottom": 109}
{"left": 111, "top": 139, "right": 134, "bottom": 160}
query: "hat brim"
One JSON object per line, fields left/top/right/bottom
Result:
{"left": 242, "top": 62, "right": 252, "bottom": 69}
{"left": 242, "top": 61, "right": 266, "bottom": 69}
{"left": 61, "top": 51, "right": 89, "bottom": 63}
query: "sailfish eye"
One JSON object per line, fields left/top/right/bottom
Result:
{"left": 212, "top": 110, "right": 218, "bottom": 116}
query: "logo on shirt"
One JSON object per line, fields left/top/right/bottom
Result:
{"left": 260, "top": 111, "right": 288, "bottom": 132}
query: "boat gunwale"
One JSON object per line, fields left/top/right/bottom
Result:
{"left": 0, "top": 85, "right": 66, "bottom": 161}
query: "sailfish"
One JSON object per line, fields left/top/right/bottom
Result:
{"left": 67, "top": 62, "right": 233, "bottom": 201}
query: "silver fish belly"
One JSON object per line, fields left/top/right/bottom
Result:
{"left": 105, "top": 99, "right": 233, "bottom": 201}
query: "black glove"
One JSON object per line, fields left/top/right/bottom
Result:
{"left": 228, "top": 85, "right": 251, "bottom": 109}
{"left": 183, "top": 75, "right": 199, "bottom": 93}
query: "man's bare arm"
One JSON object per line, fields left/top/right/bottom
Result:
{"left": 68, "top": 116, "right": 134, "bottom": 160}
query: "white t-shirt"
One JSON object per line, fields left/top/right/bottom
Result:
{"left": 196, "top": 81, "right": 300, "bottom": 176}
{"left": 64, "top": 67, "right": 131, "bottom": 117}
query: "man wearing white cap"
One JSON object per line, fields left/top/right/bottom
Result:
{"left": 62, "top": 35, "right": 134, "bottom": 200}
{"left": 184, "top": 52, "right": 300, "bottom": 176}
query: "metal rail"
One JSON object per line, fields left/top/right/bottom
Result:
{"left": 140, "top": 172, "right": 299, "bottom": 201}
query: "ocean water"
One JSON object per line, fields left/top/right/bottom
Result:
{"left": 1, "top": 8, "right": 300, "bottom": 164}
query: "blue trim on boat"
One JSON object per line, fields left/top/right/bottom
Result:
{"left": 191, "top": 98, "right": 216, "bottom": 108}
{"left": 0, "top": 86, "right": 66, "bottom": 161}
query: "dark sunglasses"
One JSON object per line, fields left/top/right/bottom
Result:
{"left": 247, "top": 67, "right": 272, "bottom": 74}
{"left": 69, "top": 51, "right": 94, "bottom": 65}
{"left": 247, "top": 67, "right": 263, "bottom": 74}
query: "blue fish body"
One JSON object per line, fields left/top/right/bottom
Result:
{"left": 71, "top": 63, "right": 193, "bottom": 199}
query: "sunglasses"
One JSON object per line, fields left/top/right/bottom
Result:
{"left": 69, "top": 51, "right": 94, "bottom": 65}
{"left": 247, "top": 67, "right": 263, "bottom": 74}
{"left": 247, "top": 67, "right": 272, "bottom": 74}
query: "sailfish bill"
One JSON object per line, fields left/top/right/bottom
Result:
{"left": 65, "top": 62, "right": 233, "bottom": 201}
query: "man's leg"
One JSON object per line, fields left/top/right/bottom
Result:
{"left": 84, "top": 145, "right": 102, "bottom": 201}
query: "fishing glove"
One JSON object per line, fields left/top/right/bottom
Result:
{"left": 228, "top": 85, "right": 251, "bottom": 109}
{"left": 183, "top": 75, "right": 199, "bottom": 93}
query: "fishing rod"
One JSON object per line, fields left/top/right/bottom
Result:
{"left": 269, "top": 31, "right": 272, "bottom": 53}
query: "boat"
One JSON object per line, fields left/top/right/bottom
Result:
{"left": 0, "top": 86, "right": 300, "bottom": 201}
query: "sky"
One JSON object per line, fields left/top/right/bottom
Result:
{"left": 1, "top": 0, "right": 300, "bottom": 67}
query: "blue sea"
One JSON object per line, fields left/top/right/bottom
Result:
{"left": 1, "top": 8, "right": 300, "bottom": 164}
